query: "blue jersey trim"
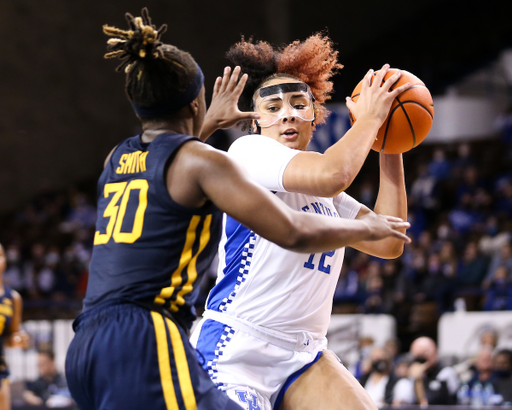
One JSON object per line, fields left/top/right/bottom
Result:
{"left": 207, "top": 216, "right": 256, "bottom": 312}
{"left": 195, "top": 319, "right": 235, "bottom": 390}
{"left": 273, "top": 351, "right": 323, "bottom": 410}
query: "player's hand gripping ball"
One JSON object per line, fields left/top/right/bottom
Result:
{"left": 349, "top": 69, "right": 434, "bottom": 154}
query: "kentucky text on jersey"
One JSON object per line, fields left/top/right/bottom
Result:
{"left": 301, "top": 202, "right": 339, "bottom": 218}
{"left": 116, "top": 150, "right": 149, "bottom": 174}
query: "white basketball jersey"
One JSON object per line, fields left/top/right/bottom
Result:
{"left": 205, "top": 135, "right": 361, "bottom": 339}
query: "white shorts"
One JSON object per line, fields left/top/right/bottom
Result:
{"left": 190, "top": 310, "right": 327, "bottom": 410}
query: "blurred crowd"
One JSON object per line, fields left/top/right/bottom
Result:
{"left": 1, "top": 121, "right": 512, "bottom": 332}
{"left": 0, "top": 186, "right": 96, "bottom": 316}
{"left": 335, "top": 121, "right": 512, "bottom": 343}
{"left": 353, "top": 332, "right": 512, "bottom": 407}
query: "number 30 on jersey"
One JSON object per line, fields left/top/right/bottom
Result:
{"left": 94, "top": 179, "right": 148, "bottom": 245}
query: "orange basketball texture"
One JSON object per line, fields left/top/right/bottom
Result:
{"left": 349, "top": 69, "right": 434, "bottom": 154}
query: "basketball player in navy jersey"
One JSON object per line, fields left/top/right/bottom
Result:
{"left": 0, "top": 244, "right": 29, "bottom": 410}
{"left": 64, "top": 9, "right": 411, "bottom": 410}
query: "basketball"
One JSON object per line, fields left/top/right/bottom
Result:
{"left": 349, "top": 69, "right": 434, "bottom": 154}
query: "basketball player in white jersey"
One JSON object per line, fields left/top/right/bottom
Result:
{"left": 191, "top": 34, "right": 411, "bottom": 410}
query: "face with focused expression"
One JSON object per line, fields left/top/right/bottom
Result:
{"left": 253, "top": 77, "right": 315, "bottom": 151}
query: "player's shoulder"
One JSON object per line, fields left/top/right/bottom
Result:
{"left": 229, "top": 134, "right": 283, "bottom": 152}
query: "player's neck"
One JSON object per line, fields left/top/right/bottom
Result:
{"left": 141, "top": 119, "right": 193, "bottom": 143}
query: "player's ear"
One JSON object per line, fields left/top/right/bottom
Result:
{"left": 188, "top": 99, "right": 200, "bottom": 116}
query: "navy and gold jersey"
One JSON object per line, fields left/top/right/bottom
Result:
{"left": 0, "top": 286, "right": 14, "bottom": 359}
{"left": 83, "top": 133, "right": 221, "bottom": 329}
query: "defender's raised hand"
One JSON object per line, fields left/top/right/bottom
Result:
{"left": 199, "top": 66, "right": 260, "bottom": 141}
{"left": 361, "top": 212, "right": 411, "bottom": 243}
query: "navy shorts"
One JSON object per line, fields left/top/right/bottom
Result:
{"left": 65, "top": 302, "right": 241, "bottom": 410}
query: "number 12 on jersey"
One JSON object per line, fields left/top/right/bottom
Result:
{"left": 304, "top": 251, "right": 335, "bottom": 274}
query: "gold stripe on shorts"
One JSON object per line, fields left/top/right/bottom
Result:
{"left": 166, "top": 317, "right": 197, "bottom": 410}
{"left": 151, "top": 312, "right": 179, "bottom": 410}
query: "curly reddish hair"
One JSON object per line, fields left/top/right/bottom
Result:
{"left": 226, "top": 33, "right": 343, "bottom": 130}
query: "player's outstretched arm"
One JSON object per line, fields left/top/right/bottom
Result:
{"left": 188, "top": 144, "right": 410, "bottom": 254}
{"left": 199, "top": 66, "right": 260, "bottom": 141}
{"left": 282, "top": 64, "right": 411, "bottom": 197}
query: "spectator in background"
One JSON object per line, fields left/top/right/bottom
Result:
{"left": 492, "top": 349, "right": 512, "bottom": 403}
{"left": 495, "top": 180, "right": 512, "bottom": 219}
{"left": 452, "top": 143, "right": 476, "bottom": 171}
{"left": 23, "top": 350, "right": 71, "bottom": 407}
{"left": 362, "top": 262, "right": 385, "bottom": 314}
{"left": 428, "top": 148, "right": 451, "bottom": 181}
{"left": 449, "top": 193, "right": 484, "bottom": 235}
{"left": 454, "top": 329, "right": 500, "bottom": 384}
{"left": 359, "top": 346, "right": 414, "bottom": 407}
{"left": 456, "top": 166, "right": 482, "bottom": 203}
{"left": 481, "top": 329, "right": 499, "bottom": 350}
{"left": 381, "top": 260, "right": 401, "bottom": 313}
{"left": 439, "top": 241, "right": 458, "bottom": 275}
{"left": 457, "top": 241, "right": 489, "bottom": 290}
{"left": 66, "top": 192, "right": 96, "bottom": 230}
{"left": 467, "top": 347, "right": 496, "bottom": 390}
{"left": 415, "top": 251, "right": 455, "bottom": 312}
{"left": 458, "top": 347, "right": 503, "bottom": 406}
{"left": 483, "top": 242, "right": 512, "bottom": 287}
{"left": 408, "top": 336, "right": 459, "bottom": 405}
{"left": 394, "top": 355, "right": 412, "bottom": 379}
{"left": 483, "top": 265, "right": 512, "bottom": 310}
{"left": 479, "top": 216, "right": 511, "bottom": 257}
{"left": 351, "top": 337, "right": 375, "bottom": 379}
{"left": 384, "top": 338, "right": 401, "bottom": 366}
{"left": 3, "top": 244, "right": 24, "bottom": 293}
{"left": 359, "top": 347, "right": 392, "bottom": 407}
{"left": 409, "top": 163, "right": 438, "bottom": 219}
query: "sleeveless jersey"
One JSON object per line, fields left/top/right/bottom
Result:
{"left": 84, "top": 133, "right": 222, "bottom": 329}
{"left": 205, "top": 135, "right": 362, "bottom": 339}
{"left": 0, "top": 286, "right": 14, "bottom": 358}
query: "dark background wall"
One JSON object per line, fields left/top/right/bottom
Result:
{"left": 0, "top": 0, "right": 511, "bottom": 211}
